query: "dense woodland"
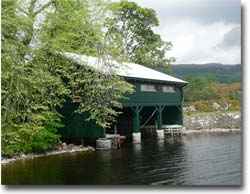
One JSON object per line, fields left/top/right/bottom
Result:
{"left": 172, "top": 64, "right": 241, "bottom": 84}
{"left": 1, "top": 0, "right": 241, "bottom": 157}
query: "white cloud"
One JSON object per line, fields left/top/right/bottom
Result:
{"left": 112, "top": 0, "right": 241, "bottom": 64}
{"left": 217, "top": 26, "right": 241, "bottom": 49}
{"left": 156, "top": 19, "right": 241, "bottom": 64}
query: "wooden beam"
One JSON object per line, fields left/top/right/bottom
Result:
{"left": 131, "top": 105, "right": 143, "bottom": 113}
{"left": 156, "top": 105, "right": 166, "bottom": 130}
{"left": 131, "top": 105, "right": 143, "bottom": 133}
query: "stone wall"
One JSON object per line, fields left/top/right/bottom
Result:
{"left": 184, "top": 112, "right": 241, "bottom": 130}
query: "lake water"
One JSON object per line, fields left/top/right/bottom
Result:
{"left": 1, "top": 133, "right": 242, "bottom": 185}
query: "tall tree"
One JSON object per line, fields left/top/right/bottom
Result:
{"left": 39, "top": 0, "right": 133, "bottom": 127}
{"left": 1, "top": 0, "right": 133, "bottom": 156}
{"left": 105, "top": 0, "right": 174, "bottom": 69}
{"left": 1, "top": 0, "right": 67, "bottom": 156}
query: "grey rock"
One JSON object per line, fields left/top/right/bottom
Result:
{"left": 184, "top": 112, "right": 241, "bottom": 130}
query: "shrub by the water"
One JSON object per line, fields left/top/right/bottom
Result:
{"left": 2, "top": 113, "right": 62, "bottom": 157}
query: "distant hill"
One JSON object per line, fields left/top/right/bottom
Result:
{"left": 171, "top": 63, "right": 241, "bottom": 83}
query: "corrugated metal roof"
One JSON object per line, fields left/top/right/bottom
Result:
{"left": 63, "top": 52, "right": 187, "bottom": 84}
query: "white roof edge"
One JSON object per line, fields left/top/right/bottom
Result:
{"left": 62, "top": 52, "right": 188, "bottom": 85}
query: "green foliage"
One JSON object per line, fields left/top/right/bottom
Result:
{"left": 68, "top": 62, "right": 134, "bottom": 128}
{"left": 105, "top": 0, "right": 174, "bottom": 69}
{"left": 39, "top": 0, "right": 134, "bottom": 128}
{"left": 184, "top": 76, "right": 218, "bottom": 102}
{"left": 184, "top": 75, "right": 241, "bottom": 112}
{"left": 2, "top": 0, "right": 69, "bottom": 123}
{"left": 2, "top": 112, "right": 62, "bottom": 157}
{"left": 213, "top": 83, "right": 241, "bottom": 111}
{"left": 41, "top": 0, "right": 103, "bottom": 55}
{"left": 172, "top": 64, "right": 241, "bottom": 84}
{"left": 1, "top": 0, "right": 135, "bottom": 156}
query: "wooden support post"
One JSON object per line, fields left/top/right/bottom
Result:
{"left": 156, "top": 105, "right": 165, "bottom": 130}
{"left": 131, "top": 105, "right": 143, "bottom": 143}
{"left": 157, "top": 110, "right": 162, "bottom": 130}
{"left": 132, "top": 105, "right": 143, "bottom": 133}
{"left": 133, "top": 110, "right": 140, "bottom": 133}
{"left": 180, "top": 105, "right": 183, "bottom": 125}
{"left": 156, "top": 105, "right": 165, "bottom": 139}
{"left": 176, "top": 105, "right": 183, "bottom": 125}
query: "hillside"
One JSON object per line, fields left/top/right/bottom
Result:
{"left": 171, "top": 64, "right": 241, "bottom": 83}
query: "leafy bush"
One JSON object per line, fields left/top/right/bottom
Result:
{"left": 2, "top": 112, "right": 62, "bottom": 157}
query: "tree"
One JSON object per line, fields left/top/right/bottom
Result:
{"left": 184, "top": 76, "right": 218, "bottom": 102}
{"left": 105, "top": 0, "right": 174, "bottom": 69}
{"left": 1, "top": 0, "right": 133, "bottom": 156}
{"left": 39, "top": 0, "right": 133, "bottom": 127}
{"left": 1, "top": 0, "right": 68, "bottom": 156}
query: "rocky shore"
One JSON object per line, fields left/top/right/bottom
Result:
{"left": 182, "top": 128, "right": 240, "bottom": 135}
{"left": 1, "top": 143, "right": 95, "bottom": 165}
{"left": 2, "top": 112, "right": 241, "bottom": 165}
{"left": 182, "top": 111, "right": 241, "bottom": 136}
{"left": 184, "top": 111, "right": 241, "bottom": 131}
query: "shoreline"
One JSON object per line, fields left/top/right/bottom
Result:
{"left": 183, "top": 128, "right": 241, "bottom": 134}
{"left": 2, "top": 128, "right": 240, "bottom": 165}
{"left": 1, "top": 146, "right": 95, "bottom": 165}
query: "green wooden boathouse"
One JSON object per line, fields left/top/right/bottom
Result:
{"left": 59, "top": 53, "right": 187, "bottom": 143}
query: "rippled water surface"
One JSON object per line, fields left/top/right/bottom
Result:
{"left": 2, "top": 133, "right": 241, "bottom": 185}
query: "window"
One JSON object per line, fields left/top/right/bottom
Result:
{"left": 140, "top": 84, "right": 176, "bottom": 93}
{"left": 141, "top": 84, "right": 157, "bottom": 92}
{"left": 162, "top": 85, "right": 175, "bottom": 93}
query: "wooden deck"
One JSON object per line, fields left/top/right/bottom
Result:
{"left": 162, "top": 125, "right": 183, "bottom": 136}
{"left": 142, "top": 124, "right": 184, "bottom": 136}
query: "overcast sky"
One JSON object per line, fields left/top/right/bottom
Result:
{"left": 129, "top": 0, "right": 241, "bottom": 64}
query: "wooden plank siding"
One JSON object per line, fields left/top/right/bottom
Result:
{"left": 59, "top": 79, "right": 184, "bottom": 140}
{"left": 122, "top": 80, "right": 183, "bottom": 107}
{"left": 58, "top": 53, "right": 187, "bottom": 141}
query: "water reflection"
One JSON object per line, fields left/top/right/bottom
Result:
{"left": 156, "top": 138, "right": 164, "bottom": 150}
{"left": 132, "top": 143, "right": 142, "bottom": 154}
{"left": 97, "top": 150, "right": 112, "bottom": 161}
{"left": 2, "top": 133, "right": 241, "bottom": 185}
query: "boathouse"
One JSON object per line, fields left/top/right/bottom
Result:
{"left": 59, "top": 53, "right": 187, "bottom": 143}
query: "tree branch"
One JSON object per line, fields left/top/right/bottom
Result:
{"left": 34, "top": 1, "right": 52, "bottom": 16}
